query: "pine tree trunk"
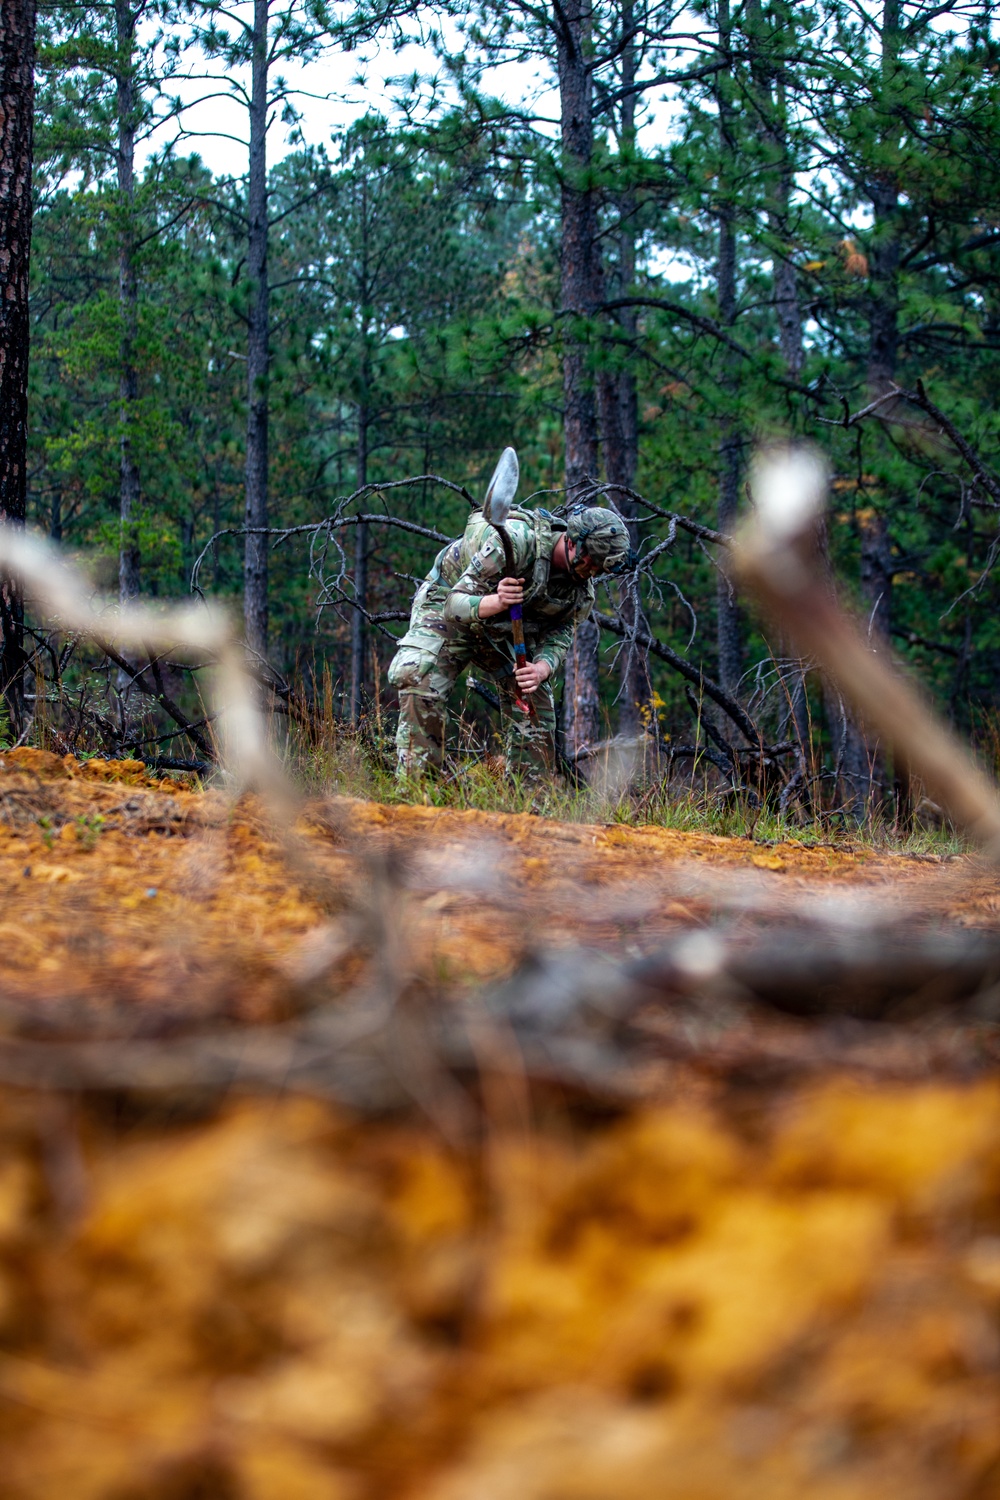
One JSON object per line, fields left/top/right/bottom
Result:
{"left": 557, "top": 0, "right": 603, "bottom": 759}
{"left": 867, "top": 174, "right": 901, "bottom": 400}
{"left": 349, "top": 171, "right": 370, "bottom": 723}
{"left": 867, "top": 0, "right": 902, "bottom": 405}
{"left": 0, "top": 0, "right": 35, "bottom": 736}
{"left": 600, "top": 361, "right": 650, "bottom": 737}
{"left": 840, "top": 509, "right": 894, "bottom": 811}
{"left": 563, "top": 616, "right": 601, "bottom": 761}
{"left": 838, "top": 0, "right": 901, "bottom": 818}
{"left": 349, "top": 406, "right": 368, "bottom": 722}
{"left": 774, "top": 230, "right": 803, "bottom": 380}
{"left": 714, "top": 0, "right": 742, "bottom": 701}
{"left": 745, "top": 0, "right": 808, "bottom": 744}
{"left": 769, "top": 133, "right": 808, "bottom": 744}
{"left": 745, "top": 0, "right": 804, "bottom": 381}
{"left": 599, "top": 9, "right": 652, "bottom": 737}
{"left": 715, "top": 231, "right": 742, "bottom": 698}
{"left": 115, "top": 0, "right": 140, "bottom": 604}
{"left": 212, "top": 484, "right": 222, "bottom": 588}
{"left": 557, "top": 0, "right": 601, "bottom": 492}
{"left": 243, "top": 0, "right": 269, "bottom": 657}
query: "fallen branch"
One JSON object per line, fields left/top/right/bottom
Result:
{"left": 904, "top": 380, "right": 1000, "bottom": 510}
{"left": 552, "top": 477, "right": 731, "bottom": 548}
{"left": 596, "top": 611, "right": 761, "bottom": 747}
{"left": 0, "top": 916, "right": 996, "bottom": 1108}
{"left": 96, "top": 639, "right": 214, "bottom": 761}
{"left": 145, "top": 757, "right": 211, "bottom": 775}
{"left": 820, "top": 380, "right": 1000, "bottom": 512}
{"left": 191, "top": 509, "right": 454, "bottom": 595}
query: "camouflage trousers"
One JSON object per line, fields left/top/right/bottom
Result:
{"left": 387, "top": 591, "right": 556, "bottom": 779}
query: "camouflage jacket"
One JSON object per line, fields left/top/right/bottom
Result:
{"left": 405, "top": 508, "right": 595, "bottom": 674}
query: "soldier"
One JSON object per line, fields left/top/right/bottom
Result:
{"left": 388, "top": 502, "right": 631, "bottom": 777}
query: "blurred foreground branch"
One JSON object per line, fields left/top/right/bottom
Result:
{"left": 736, "top": 450, "right": 1000, "bottom": 854}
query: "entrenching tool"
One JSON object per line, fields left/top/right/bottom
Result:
{"left": 482, "top": 447, "right": 535, "bottom": 717}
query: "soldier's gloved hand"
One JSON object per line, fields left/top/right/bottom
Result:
{"left": 514, "top": 660, "right": 551, "bottom": 695}
{"left": 496, "top": 576, "right": 524, "bottom": 608}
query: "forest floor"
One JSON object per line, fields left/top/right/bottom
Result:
{"left": 1, "top": 748, "right": 1000, "bottom": 1500}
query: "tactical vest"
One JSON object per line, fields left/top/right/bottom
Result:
{"left": 397, "top": 505, "right": 585, "bottom": 655}
{"left": 425, "top": 507, "right": 567, "bottom": 601}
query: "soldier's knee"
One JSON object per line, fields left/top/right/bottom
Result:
{"left": 388, "top": 646, "right": 433, "bottom": 693}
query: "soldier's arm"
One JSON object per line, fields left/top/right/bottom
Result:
{"left": 441, "top": 536, "right": 502, "bottom": 624}
{"left": 442, "top": 526, "right": 529, "bottom": 625}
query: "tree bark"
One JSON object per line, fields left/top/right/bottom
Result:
{"left": 598, "top": 2, "right": 652, "bottom": 737}
{"left": 243, "top": 0, "right": 269, "bottom": 657}
{"left": 557, "top": 0, "right": 603, "bottom": 758}
{"left": 840, "top": 509, "right": 893, "bottom": 809}
{"left": 115, "top": 0, "right": 140, "bottom": 604}
{"left": 866, "top": 186, "right": 901, "bottom": 399}
{"left": 745, "top": 0, "right": 803, "bottom": 380}
{"left": 350, "top": 405, "right": 369, "bottom": 722}
{"left": 600, "top": 367, "right": 650, "bottom": 736}
{"left": 0, "top": 0, "right": 36, "bottom": 736}
{"left": 563, "top": 616, "right": 602, "bottom": 760}
{"left": 714, "top": 0, "right": 742, "bottom": 700}
{"left": 838, "top": 0, "right": 901, "bottom": 816}
{"left": 869, "top": 2, "right": 905, "bottom": 402}
{"left": 349, "top": 169, "right": 370, "bottom": 722}
{"left": 745, "top": 0, "right": 808, "bottom": 746}
{"left": 773, "top": 199, "right": 803, "bottom": 379}
{"left": 557, "top": 0, "right": 601, "bottom": 492}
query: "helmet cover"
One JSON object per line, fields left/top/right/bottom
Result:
{"left": 564, "top": 506, "right": 632, "bottom": 575}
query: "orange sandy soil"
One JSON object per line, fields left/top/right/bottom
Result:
{"left": 2, "top": 748, "right": 1000, "bottom": 1500}
{"left": 0, "top": 745, "right": 982, "bottom": 1033}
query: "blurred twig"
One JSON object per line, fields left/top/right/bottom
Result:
{"left": 736, "top": 450, "right": 1000, "bottom": 854}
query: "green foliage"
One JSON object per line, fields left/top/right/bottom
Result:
{"left": 21, "top": 0, "right": 1000, "bottom": 819}
{"left": 74, "top": 812, "right": 106, "bottom": 849}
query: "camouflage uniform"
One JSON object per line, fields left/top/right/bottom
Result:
{"left": 389, "top": 507, "right": 594, "bottom": 777}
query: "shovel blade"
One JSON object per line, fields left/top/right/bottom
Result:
{"left": 482, "top": 447, "right": 519, "bottom": 526}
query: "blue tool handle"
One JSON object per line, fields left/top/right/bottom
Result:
{"left": 511, "top": 602, "right": 527, "bottom": 663}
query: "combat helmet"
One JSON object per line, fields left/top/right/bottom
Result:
{"left": 564, "top": 505, "right": 632, "bottom": 576}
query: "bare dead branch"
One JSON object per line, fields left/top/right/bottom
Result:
{"left": 96, "top": 640, "right": 214, "bottom": 760}
{"left": 595, "top": 610, "right": 761, "bottom": 747}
